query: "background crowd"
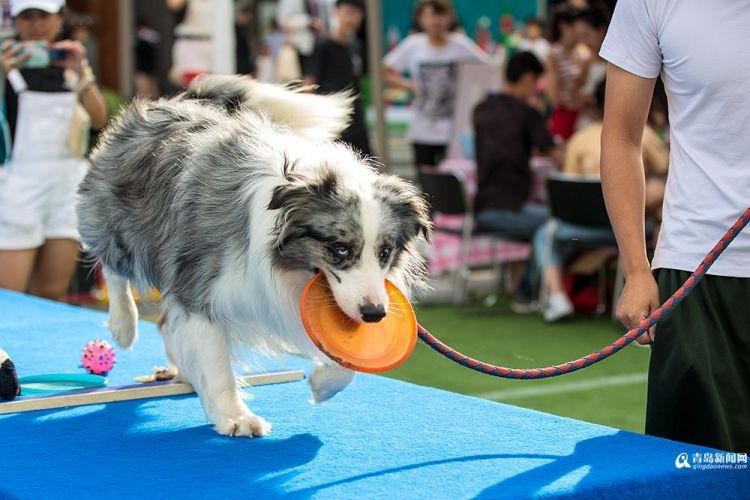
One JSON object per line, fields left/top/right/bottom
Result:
{"left": 0, "top": 0, "right": 666, "bottom": 326}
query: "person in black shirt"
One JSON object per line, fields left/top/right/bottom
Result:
{"left": 305, "top": 0, "right": 371, "bottom": 156}
{"left": 473, "top": 51, "right": 557, "bottom": 310}
{"left": 473, "top": 51, "right": 555, "bottom": 238}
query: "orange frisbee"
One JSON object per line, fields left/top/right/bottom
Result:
{"left": 300, "top": 273, "right": 417, "bottom": 373}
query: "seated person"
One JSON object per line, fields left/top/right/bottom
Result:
{"left": 535, "top": 79, "right": 668, "bottom": 322}
{"left": 473, "top": 51, "right": 556, "bottom": 240}
{"left": 473, "top": 51, "right": 557, "bottom": 309}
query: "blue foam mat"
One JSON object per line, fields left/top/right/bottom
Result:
{"left": 0, "top": 290, "right": 746, "bottom": 499}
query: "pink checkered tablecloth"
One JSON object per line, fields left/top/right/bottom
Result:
{"left": 427, "top": 157, "right": 557, "bottom": 276}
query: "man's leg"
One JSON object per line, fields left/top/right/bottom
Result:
{"left": 534, "top": 221, "right": 616, "bottom": 321}
{"left": 647, "top": 269, "right": 750, "bottom": 452}
{"left": 546, "top": 223, "right": 617, "bottom": 294}
{"left": 476, "top": 204, "right": 549, "bottom": 309}
{"left": 475, "top": 203, "right": 549, "bottom": 240}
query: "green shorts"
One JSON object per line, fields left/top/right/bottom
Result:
{"left": 646, "top": 269, "right": 750, "bottom": 452}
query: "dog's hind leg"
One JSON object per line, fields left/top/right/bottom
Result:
{"left": 161, "top": 306, "right": 271, "bottom": 437}
{"left": 155, "top": 311, "right": 186, "bottom": 383}
{"left": 308, "top": 363, "right": 355, "bottom": 403}
{"left": 103, "top": 267, "right": 139, "bottom": 349}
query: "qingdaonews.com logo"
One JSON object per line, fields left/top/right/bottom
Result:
{"left": 675, "top": 451, "right": 748, "bottom": 471}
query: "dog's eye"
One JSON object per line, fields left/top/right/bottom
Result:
{"left": 333, "top": 244, "right": 350, "bottom": 258}
{"left": 379, "top": 245, "right": 392, "bottom": 261}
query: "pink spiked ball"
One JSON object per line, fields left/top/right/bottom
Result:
{"left": 81, "top": 340, "right": 116, "bottom": 375}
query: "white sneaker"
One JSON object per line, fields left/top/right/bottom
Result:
{"left": 543, "top": 292, "right": 575, "bottom": 322}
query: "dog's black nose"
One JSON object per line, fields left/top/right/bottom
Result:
{"left": 360, "top": 303, "right": 386, "bottom": 323}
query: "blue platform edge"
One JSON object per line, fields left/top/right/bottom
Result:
{"left": 0, "top": 290, "right": 746, "bottom": 499}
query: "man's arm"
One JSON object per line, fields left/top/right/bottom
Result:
{"left": 529, "top": 109, "right": 561, "bottom": 165}
{"left": 601, "top": 63, "right": 659, "bottom": 343}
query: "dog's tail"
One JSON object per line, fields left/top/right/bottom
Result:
{"left": 184, "top": 75, "right": 353, "bottom": 143}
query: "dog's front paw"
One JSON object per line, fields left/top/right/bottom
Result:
{"left": 308, "top": 364, "right": 355, "bottom": 403}
{"left": 214, "top": 412, "right": 272, "bottom": 437}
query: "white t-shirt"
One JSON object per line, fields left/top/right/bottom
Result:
{"left": 384, "top": 33, "right": 486, "bottom": 145}
{"left": 600, "top": 0, "right": 750, "bottom": 278}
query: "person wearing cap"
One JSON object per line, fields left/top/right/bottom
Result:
{"left": 0, "top": 0, "right": 108, "bottom": 301}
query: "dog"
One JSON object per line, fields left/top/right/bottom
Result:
{"left": 76, "top": 75, "right": 431, "bottom": 437}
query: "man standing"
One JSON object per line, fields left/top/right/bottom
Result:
{"left": 306, "top": 0, "right": 370, "bottom": 156}
{"left": 600, "top": 0, "right": 749, "bottom": 451}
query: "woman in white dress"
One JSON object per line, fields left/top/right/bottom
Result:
{"left": 0, "top": 0, "right": 107, "bottom": 300}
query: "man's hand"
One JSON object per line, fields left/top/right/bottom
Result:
{"left": 616, "top": 270, "right": 660, "bottom": 344}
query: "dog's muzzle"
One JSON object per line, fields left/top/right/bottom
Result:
{"left": 359, "top": 302, "right": 386, "bottom": 323}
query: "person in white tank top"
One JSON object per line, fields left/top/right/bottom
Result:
{"left": 0, "top": 0, "right": 108, "bottom": 301}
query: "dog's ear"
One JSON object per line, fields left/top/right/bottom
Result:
{"left": 268, "top": 169, "right": 339, "bottom": 211}
{"left": 376, "top": 176, "right": 433, "bottom": 243}
{"left": 406, "top": 188, "right": 432, "bottom": 243}
{"left": 268, "top": 169, "right": 342, "bottom": 248}
{"left": 268, "top": 183, "right": 303, "bottom": 211}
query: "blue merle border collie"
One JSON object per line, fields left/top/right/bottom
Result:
{"left": 76, "top": 75, "right": 431, "bottom": 437}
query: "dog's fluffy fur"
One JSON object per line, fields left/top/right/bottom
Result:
{"left": 77, "top": 75, "right": 430, "bottom": 437}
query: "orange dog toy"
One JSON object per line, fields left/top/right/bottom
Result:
{"left": 300, "top": 273, "right": 417, "bottom": 373}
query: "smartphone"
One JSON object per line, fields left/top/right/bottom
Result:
{"left": 49, "top": 47, "right": 68, "bottom": 63}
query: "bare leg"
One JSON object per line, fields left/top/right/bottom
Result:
{"left": 0, "top": 248, "right": 37, "bottom": 293}
{"left": 161, "top": 306, "right": 271, "bottom": 437}
{"left": 27, "top": 239, "right": 78, "bottom": 301}
{"left": 102, "top": 267, "right": 139, "bottom": 349}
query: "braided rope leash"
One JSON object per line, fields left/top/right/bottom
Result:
{"left": 418, "top": 207, "right": 750, "bottom": 380}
